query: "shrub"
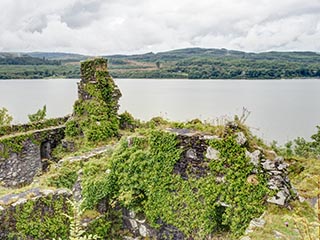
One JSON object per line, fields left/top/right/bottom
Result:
{"left": 0, "top": 107, "right": 13, "bottom": 126}
{"left": 28, "top": 105, "right": 47, "bottom": 123}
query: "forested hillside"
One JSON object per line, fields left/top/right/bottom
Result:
{"left": 107, "top": 48, "right": 320, "bottom": 79}
{"left": 0, "top": 53, "right": 79, "bottom": 79}
{"left": 1, "top": 48, "right": 320, "bottom": 79}
{"left": 0, "top": 53, "right": 61, "bottom": 65}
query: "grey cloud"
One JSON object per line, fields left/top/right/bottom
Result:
{"left": 61, "top": 0, "right": 105, "bottom": 28}
{"left": 23, "top": 15, "right": 48, "bottom": 33}
{"left": 0, "top": 0, "right": 319, "bottom": 54}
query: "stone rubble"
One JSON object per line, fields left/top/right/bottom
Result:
{"left": 205, "top": 146, "right": 220, "bottom": 160}
{"left": 0, "top": 121, "right": 295, "bottom": 239}
{"left": 235, "top": 131, "right": 247, "bottom": 145}
{"left": 0, "top": 188, "right": 71, "bottom": 209}
{"left": 120, "top": 128, "right": 295, "bottom": 239}
{"left": 246, "top": 150, "right": 261, "bottom": 167}
{"left": 123, "top": 208, "right": 185, "bottom": 239}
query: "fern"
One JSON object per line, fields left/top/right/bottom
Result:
{"left": 54, "top": 199, "right": 100, "bottom": 240}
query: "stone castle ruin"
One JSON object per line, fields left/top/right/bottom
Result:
{"left": 0, "top": 58, "right": 121, "bottom": 187}
{"left": 0, "top": 58, "right": 296, "bottom": 239}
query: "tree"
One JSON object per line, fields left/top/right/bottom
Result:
{"left": 28, "top": 105, "right": 47, "bottom": 122}
{"left": 0, "top": 107, "right": 13, "bottom": 126}
{"left": 310, "top": 126, "right": 320, "bottom": 156}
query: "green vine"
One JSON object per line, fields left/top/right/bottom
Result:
{"left": 66, "top": 58, "right": 121, "bottom": 143}
{"left": 3, "top": 194, "right": 72, "bottom": 239}
{"left": 81, "top": 130, "right": 272, "bottom": 238}
{"left": 0, "top": 116, "right": 68, "bottom": 137}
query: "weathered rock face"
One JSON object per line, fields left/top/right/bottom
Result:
{"left": 0, "top": 126, "right": 65, "bottom": 187}
{"left": 170, "top": 129, "right": 214, "bottom": 179}
{"left": 0, "top": 139, "right": 40, "bottom": 187}
{"left": 123, "top": 209, "right": 185, "bottom": 240}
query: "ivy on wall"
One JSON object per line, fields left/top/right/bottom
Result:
{"left": 0, "top": 116, "right": 69, "bottom": 137}
{"left": 65, "top": 58, "right": 121, "bottom": 143}
{"left": 81, "top": 129, "right": 271, "bottom": 238}
{"left": 0, "top": 127, "right": 65, "bottom": 159}
{"left": 0, "top": 194, "right": 71, "bottom": 239}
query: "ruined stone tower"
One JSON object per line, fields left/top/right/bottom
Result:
{"left": 65, "top": 58, "right": 122, "bottom": 142}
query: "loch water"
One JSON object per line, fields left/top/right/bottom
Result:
{"left": 0, "top": 78, "right": 319, "bottom": 144}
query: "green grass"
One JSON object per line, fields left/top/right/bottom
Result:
{"left": 248, "top": 201, "right": 319, "bottom": 240}
{"left": 247, "top": 156, "right": 320, "bottom": 240}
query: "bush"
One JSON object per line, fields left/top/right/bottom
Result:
{"left": 0, "top": 107, "right": 13, "bottom": 126}
{"left": 119, "top": 111, "right": 138, "bottom": 131}
{"left": 28, "top": 105, "right": 47, "bottom": 123}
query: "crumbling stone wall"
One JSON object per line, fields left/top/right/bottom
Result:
{"left": 121, "top": 127, "right": 295, "bottom": 239}
{"left": 123, "top": 208, "right": 185, "bottom": 239}
{"left": 0, "top": 116, "right": 69, "bottom": 137}
{"left": 0, "top": 125, "right": 65, "bottom": 187}
{"left": 0, "top": 188, "right": 71, "bottom": 239}
{"left": 168, "top": 128, "right": 294, "bottom": 207}
{"left": 65, "top": 58, "right": 122, "bottom": 142}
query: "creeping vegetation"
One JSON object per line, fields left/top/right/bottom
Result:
{"left": 0, "top": 194, "right": 71, "bottom": 239}
{"left": 0, "top": 107, "right": 13, "bottom": 126}
{"left": 81, "top": 129, "right": 271, "bottom": 238}
{"left": 65, "top": 58, "right": 121, "bottom": 143}
{"left": 1, "top": 56, "right": 319, "bottom": 239}
{"left": 28, "top": 105, "right": 47, "bottom": 123}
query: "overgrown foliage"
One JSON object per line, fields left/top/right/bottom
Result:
{"left": 0, "top": 194, "right": 71, "bottom": 239}
{"left": 46, "top": 162, "right": 80, "bottom": 189}
{"left": 0, "top": 116, "right": 68, "bottom": 137}
{"left": 272, "top": 125, "right": 320, "bottom": 159}
{"left": 28, "top": 105, "right": 47, "bottom": 123}
{"left": 82, "top": 129, "right": 270, "bottom": 238}
{"left": 85, "top": 211, "right": 122, "bottom": 240}
{"left": 119, "top": 111, "right": 139, "bottom": 131}
{"left": 65, "top": 58, "right": 121, "bottom": 143}
{"left": 0, "top": 123, "right": 65, "bottom": 159}
{"left": 0, "top": 107, "right": 13, "bottom": 126}
{"left": 54, "top": 199, "right": 100, "bottom": 240}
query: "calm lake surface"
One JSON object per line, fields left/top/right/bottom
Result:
{"left": 0, "top": 78, "right": 319, "bottom": 144}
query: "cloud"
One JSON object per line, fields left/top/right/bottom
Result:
{"left": 0, "top": 0, "right": 319, "bottom": 54}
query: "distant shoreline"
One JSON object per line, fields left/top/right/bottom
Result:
{"left": 1, "top": 48, "right": 320, "bottom": 80}
{"left": 1, "top": 77, "right": 320, "bottom": 81}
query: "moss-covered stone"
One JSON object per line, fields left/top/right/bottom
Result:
{"left": 67, "top": 58, "right": 122, "bottom": 143}
{"left": 0, "top": 116, "right": 69, "bottom": 138}
{"left": 0, "top": 126, "right": 66, "bottom": 187}
{"left": 0, "top": 191, "right": 71, "bottom": 239}
{"left": 79, "top": 126, "right": 294, "bottom": 239}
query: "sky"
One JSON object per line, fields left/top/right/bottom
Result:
{"left": 1, "top": 0, "right": 320, "bottom": 55}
